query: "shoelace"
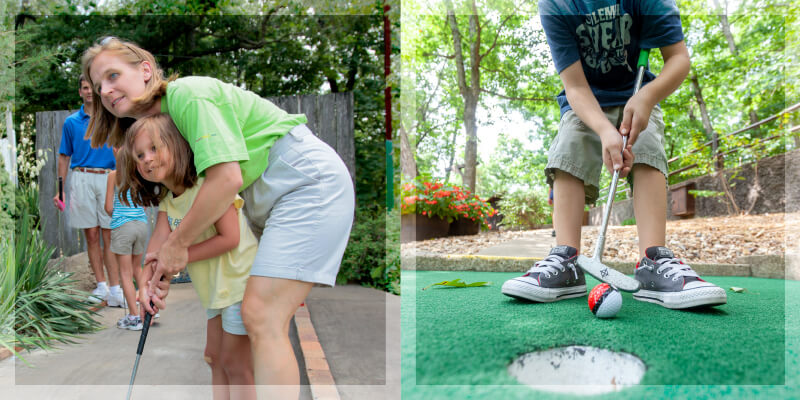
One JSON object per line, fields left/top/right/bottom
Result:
{"left": 653, "top": 257, "right": 699, "bottom": 281}
{"left": 525, "top": 254, "right": 578, "bottom": 280}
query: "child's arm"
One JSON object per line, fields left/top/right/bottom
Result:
{"left": 104, "top": 171, "right": 116, "bottom": 216}
{"left": 620, "top": 41, "right": 691, "bottom": 146}
{"left": 147, "top": 211, "right": 172, "bottom": 256}
{"left": 186, "top": 204, "right": 240, "bottom": 263}
{"left": 560, "top": 61, "right": 634, "bottom": 178}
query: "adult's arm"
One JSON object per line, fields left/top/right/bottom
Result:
{"left": 104, "top": 171, "right": 115, "bottom": 216}
{"left": 147, "top": 162, "right": 242, "bottom": 293}
{"left": 560, "top": 60, "right": 634, "bottom": 177}
{"left": 620, "top": 41, "right": 691, "bottom": 145}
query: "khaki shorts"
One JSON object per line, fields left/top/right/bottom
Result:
{"left": 110, "top": 220, "right": 148, "bottom": 255}
{"left": 545, "top": 105, "right": 668, "bottom": 204}
{"left": 67, "top": 169, "right": 113, "bottom": 229}
{"left": 240, "top": 124, "right": 355, "bottom": 287}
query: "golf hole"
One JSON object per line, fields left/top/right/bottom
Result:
{"left": 508, "top": 345, "right": 646, "bottom": 395}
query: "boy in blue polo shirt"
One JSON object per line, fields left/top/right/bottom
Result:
{"left": 55, "top": 74, "right": 124, "bottom": 306}
{"left": 502, "top": 0, "right": 727, "bottom": 309}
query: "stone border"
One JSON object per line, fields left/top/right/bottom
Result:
{"left": 295, "top": 304, "right": 340, "bottom": 400}
{"left": 403, "top": 253, "right": 789, "bottom": 279}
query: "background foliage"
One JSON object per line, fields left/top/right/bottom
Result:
{"left": 403, "top": 0, "right": 796, "bottom": 218}
{"left": 7, "top": 3, "right": 399, "bottom": 291}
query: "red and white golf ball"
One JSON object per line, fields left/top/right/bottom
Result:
{"left": 588, "top": 283, "right": 622, "bottom": 318}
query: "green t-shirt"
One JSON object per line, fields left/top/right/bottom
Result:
{"left": 162, "top": 76, "right": 308, "bottom": 190}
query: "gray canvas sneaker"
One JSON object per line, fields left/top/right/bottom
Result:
{"left": 501, "top": 245, "right": 587, "bottom": 302}
{"left": 633, "top": 246, "right": 727, "bottom": 309}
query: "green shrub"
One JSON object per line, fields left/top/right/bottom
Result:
{"left": 622, "top": 217, "right": 636, "bottom": 226}
{"left": 0, "top": 237, "right": 14, "bottom": 358}
{"left": 13, "top": 209, "right": 101, "bottom": 353}
{"left": 15, "top": 182, "right": 39, "bottom": 227}
{"left": 497, "top": 189, "right": 550, "bottom": 230}
{"left": 337, "top": 206, "right": 400, "bottom": 295}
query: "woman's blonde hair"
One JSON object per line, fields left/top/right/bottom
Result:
{"left": 118, "top": 113, "right": 197, "bottom": 207}
{"left": 81, "top": 37, "right": 177, "bottom": 148}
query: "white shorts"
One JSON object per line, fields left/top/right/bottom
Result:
{"left": 206, "top": 302, "right": 246, "bottom": 336}
{"left": 240, "top": 124, "right": 355, "bottom": 287}
{"left": 67, "top": 169, "right": 112, "bottom": 230}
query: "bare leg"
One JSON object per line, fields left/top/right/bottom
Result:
{"left": 632, "top": 164, "right": 667, "bottom": 258}
{"left": 84, "top": 227, "right": 105, "bottom": 284}
{"left": 101, "top": 228, "right": 120, "bottom": 287}
{"left": 553, "top": 170, "right": 587, "bottom": 252}
{"left": 241, "top": 276, "right": 313, "bottom": 400}
{"left": 206, "top": 316, "right": 229, "bottom": 400}
{"left": 116, "top": 253, "right": 140, "bottom": 316}
{"left": 220, "top": 331, "right": 256, "bottom": 400}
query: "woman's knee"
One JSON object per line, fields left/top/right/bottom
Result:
{"left": 241, "top": 298, "right": 288, "bottom": 339}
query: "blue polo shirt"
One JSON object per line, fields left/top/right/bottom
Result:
{"left": 58, "top": 105, "right": 116, "bottom": 169}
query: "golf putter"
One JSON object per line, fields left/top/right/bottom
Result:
{"left": 56, "top": 177, "right": 65, "bottom": 211}
{"left": 576, "top": 49, "right": 650, "bottom": 293}
{"left": 126, "top": 300, "right": 156, "bottom": 400}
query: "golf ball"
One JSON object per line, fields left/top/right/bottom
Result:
{"left": 588, "top": 283, "right": 622, "bottom": 318}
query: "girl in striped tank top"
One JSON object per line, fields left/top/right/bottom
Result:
{"left": 105, "top": 160, "right": 150, "bottom": 331}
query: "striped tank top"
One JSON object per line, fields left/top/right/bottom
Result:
{"left": 110, "top": 189, "right": 148, "bottom": 229}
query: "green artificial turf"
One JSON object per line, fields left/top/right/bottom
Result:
{"left": 402, "top": 270, "right": 800, "bottom": 400}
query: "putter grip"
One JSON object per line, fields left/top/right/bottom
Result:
{"left": 136, "top": 302, "right": 155, "bottom": 355}
{"left": 58, "top": 177, "right": 63, "bottom": 201}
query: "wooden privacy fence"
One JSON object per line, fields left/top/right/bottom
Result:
{"left": 37, "top": 92, "right": 354, "bottom": 258}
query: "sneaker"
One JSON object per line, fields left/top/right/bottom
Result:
{"left": 117, "top": 315, "right": 143, "bottom": 331}
{"left": 107, "top": 289, "right": 126, "bottom": 308}
{"left": 633, "top": 246, "right": 727, "bottom": 309}
{"left": 88, "top": 285, "right": 109, "bottom": 304}
{"left": 501, "top": 245, "right": 586, "bottom": 302}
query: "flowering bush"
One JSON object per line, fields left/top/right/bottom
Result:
{"left": 400, "top": 179, "right": 497, "bottom": 229}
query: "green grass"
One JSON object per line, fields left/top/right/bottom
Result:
{"left": 402, "top": 270, "right": 800, "bottom": 399}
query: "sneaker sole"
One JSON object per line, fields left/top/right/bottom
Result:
{"left": 576, "top": 255, "right": 641, "bottom": 292}
{"left": 501, "top": 279, "right": 587, "bottom": 302}
{"left": 633, "top": 287, "right": 727, "bottom": 309}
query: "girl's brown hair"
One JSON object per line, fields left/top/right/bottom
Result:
{"left": 118, "top": 113, "right": 197, "bottom": 207}
{"left": 81, "top": 37, "right": 177, "bottom": 149}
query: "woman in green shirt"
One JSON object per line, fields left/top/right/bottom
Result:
{"left": 82, "top": 37, "right": 355, "bottom": 398}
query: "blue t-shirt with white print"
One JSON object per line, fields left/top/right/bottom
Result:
{"left": 539, "top": 0, "right": 684, "bottom": 115}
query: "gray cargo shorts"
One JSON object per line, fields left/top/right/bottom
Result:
{"left": 545, "top": 105, "right": 668, "bottom": 204}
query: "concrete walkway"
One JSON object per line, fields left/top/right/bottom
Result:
{"left": 474, "top": 229, "right": 556, "bottom": 258}
{"left": 0, "top": 282, "right": 399, "bottom": 400}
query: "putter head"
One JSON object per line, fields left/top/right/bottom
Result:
{"left": 576, "top": 255, "right": 641, "bottom": 293}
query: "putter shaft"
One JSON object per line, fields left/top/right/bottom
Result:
{"left": 126, "top": 303, "right": 156, "bottom": 400}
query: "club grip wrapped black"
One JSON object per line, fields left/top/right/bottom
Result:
{"left": 136, "top": 302, "right": 155, "bottom": 355}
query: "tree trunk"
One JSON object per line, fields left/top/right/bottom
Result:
{"left": 445, "top": 0, "right": 482, "bottom": 192}
{"left": 712, "top": 0, "right": 738, "bottom": 55}
{"left": 444, "top": 125, "right": 458, "bottom": 183}
{"left": 689, "top": 72, "right": 722, "bottom": 170}
{"left": 463, "top": 94, "right": 478, "bottom": 191}
{"left": 398, "top": 124, "right": 416, "bottom": 180}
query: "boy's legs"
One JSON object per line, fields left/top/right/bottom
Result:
{"left": 101, "top": 228, "right": 120, "bottom": 287}
{"left": 553, "top": 170, "right": 587, "bottom": 252}
{"left": 632, "top": 164, "right": 667, "bottom": 256}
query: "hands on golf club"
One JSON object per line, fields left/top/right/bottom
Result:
{"left": 599, "top": 130, "right": 634, "bottom": 178}
{"left": 140, "top": 238, "right": 188, "bottom": 316}
{"left": 619, "top": 90, "right": 655, "bottom": 147}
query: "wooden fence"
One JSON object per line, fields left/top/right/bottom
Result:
{"left": 36, "top": 92, "right": 354, "bottom": 258}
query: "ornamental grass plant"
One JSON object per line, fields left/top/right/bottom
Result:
{"left": 9, "top": 203, "right": 102, "bottom": 357}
